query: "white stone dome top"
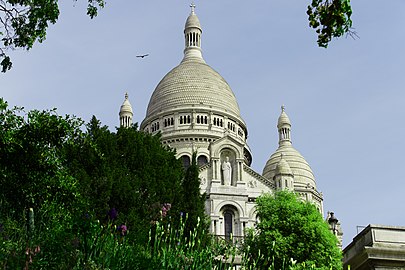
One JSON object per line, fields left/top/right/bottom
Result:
{"left": 263, "top": 107, "right": 316, "bottom": 187}
{"left": 277, "top": 105, "right": 291, "bottom": 128}
{"left": 120, "top": 93, "right": 133, "bottom": 114}
{"left": 185, "top": 8, "right": 201, "bottom": 30}
{"left": 146, "top": 60, "right": 241, "bottom": 118}
{"left": 263, "top": 146, "right": 315, "bottom": 186}
{"left": 144, "top": 6, "right": 243, "bottom": 122}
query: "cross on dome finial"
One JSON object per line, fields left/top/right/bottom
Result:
{"left": 125, "top": 92, "right": 129, "bottom": 100}
{"left": 281, "top": 105, "right": 285, "bottom": 112}
{"left": 190, "top": 2, "right": 196, "bottom": 14}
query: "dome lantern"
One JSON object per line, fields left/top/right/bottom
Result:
{"left": 183, "top": 3, "right": 204, "bottom": 62}
{"left": 119, "top": 92, "right": 133, "bottom": 128}
{"left": 278, "top": 105, "right": 292, "bottom": 145}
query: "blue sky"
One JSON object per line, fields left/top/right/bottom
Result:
{"left": 2, "top": 1, "right": 405, "bottom": 247}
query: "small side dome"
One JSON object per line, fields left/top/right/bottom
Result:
{"left": 277, "top": 105, "right": 291, "bottom": 128}
{"left": 263, "top": 106, "right": 316, "bottom": 188}
{"left": 120, "top": 93, "right": 133, "bottom": 114}
{"left": 263, "top": 147, "right": 316, "bottom": 188}
{"left": 275, "top": 153, "right": 293, "bottom": 176}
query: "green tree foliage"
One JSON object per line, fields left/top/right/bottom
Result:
{"left": 307, "top": 0, "right": 354, "bottom": 48}
{"left": 180, "top": 152, "right": 208, "bottom": 237}
{"left": 0, "top": 0, "right": 105, "bottom": 72}
{"left": 0, "top": 98, "right": 86, "bottom": 268}
{"left": 65, "top": 116, "right": 185, "bottom": 242}
{"left": 0, "top": 97, "right": 83, "bottom": 222}
{"left": 244, "top": 191, "right": 342, "bottom": 270}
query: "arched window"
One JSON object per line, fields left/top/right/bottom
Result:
{"left": 187, "top": 115, "right": 191, "bottom": 123}
{"left": 197, "top": 115, "right": 200, "bottom": 124}
{"left": 181, "top": 155, "right": 191, "bottom": 169}
{"left": 224, "top": 211, "right": 233, "bottom": 240}
{"left": 204, "top": 116, "right": 208, "bottom": 124}
{"left": 197, "top": 155, "right": 208, "bottom": 166}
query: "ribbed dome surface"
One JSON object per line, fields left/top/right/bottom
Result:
{"left": 146, "top": 59, "right": 241, "bottom": 118}
{"left": 263, "top": 145, "right": 316, "bottom": 187}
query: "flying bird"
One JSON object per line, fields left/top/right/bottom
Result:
{"left": 136, "top": 54, "right": 149, "bottom": 58}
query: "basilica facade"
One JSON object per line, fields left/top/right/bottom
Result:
{"left": 119, "top": 6, "right": 323, "bottom": 239}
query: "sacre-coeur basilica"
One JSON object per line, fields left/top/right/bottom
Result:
{"left": 118, "top": 5, "right": 342, "bottom": 242}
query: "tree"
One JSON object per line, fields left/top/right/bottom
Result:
{"left": 0, "top": 1, "right": 353, "bottom": 73}
{"left": 0, "top": 0, "right": 105, "bottom": 72}
{"left": 180, "top": 152, "right": 208, "bottom": 238}
{"left": 307, "top": 0, "right": 354, "bottom": 48}
{"left": 64, "top": 117, "right": 186, "bottom": 242}
{"left": 0, "top": 97, "right": 84, "bottom": 222}
{"left": 0, "top": 98, "right": 86, "bottom": 268}
{"left": 244, "top": 191, "right": 342, "bottom": 270}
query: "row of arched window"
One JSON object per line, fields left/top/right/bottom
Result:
{"left": 277, "top": 179, "right": 289, "bottom": 188}
{"left": 151, "top": 121, "right": 160, "bottom": 132}
{"left": 147, "top": 115, "right": 246, "bottom": 140}
{"left": 279, "top": 128, "right": 290, "bottom": 140}
{"left": 181, "top": 154, "right": 209, "bottom": 168}
{"left": 179, "top": 115, "right": 191, "bottom": 124}
{"left": 196, "top": 115, "right": 208, "bottom": 124}
{"left": 227, "top": 122, "right": 236, "bottom": 132}
{"left": 120, "top": 115, "right": 132, "bottom": 128}
{"left": 185, "top": 32, "right": 200, "bottom": 47}
{"left": 164, "top": 117, "right": 174, "bottom": 127}
{"left": 213, "top": 117, "right": 223, "bottom": 127}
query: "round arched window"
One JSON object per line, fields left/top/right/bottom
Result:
{"left": 224, "top": 210, "right": 233, "bottom": 240}
{"left": 181, "top": 155, "right": 191, "bottom": 169}
{"left": 197, "top": 155, "right": 208, "bottom": 166}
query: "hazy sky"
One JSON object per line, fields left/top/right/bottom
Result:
{"left": 2, "top": 1, "right": 405, "bottom": 248}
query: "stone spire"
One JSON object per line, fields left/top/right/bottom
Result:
{"left": 277, "top": 105, "right": 292, "bottom": 145}
{"left": 119, "top": 92, "right": 133, "bottom": 128}
{"left": 183, "top": 3, "right": 205, "bottom": 62}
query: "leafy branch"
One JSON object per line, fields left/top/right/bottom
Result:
{"left": 0, "top": 0, "right": 104, "bottom": 72}
{"left": 307, "top": 0, "right": 355, "bottom": 48}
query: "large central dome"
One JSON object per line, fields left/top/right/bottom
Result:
{"left": 144, "top": 6, "right": 242, "bottom": 121}
{"left": 146, "top": 59, "right": 241, "bottom": 118}
{"left": 140, "top": 6, "right": 251, "bottom": 165}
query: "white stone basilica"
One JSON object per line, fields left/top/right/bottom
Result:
{"left": 119, "top": 6, "right": 323, "bottom": 239}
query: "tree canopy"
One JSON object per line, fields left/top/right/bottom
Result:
{"left": 0, "top": 0, "right": 352, "bottom": 72}
{"left": 0, "top": 97, "right": 84, "bottom": 222}
{"left": 244, "top": 191, "right": 342, "bottom": 270}
{"left": 0, "top": 100, "right": 206, "bottom": 267}
{"left": 63, "top": 115, "right": 188, "bottom": 242}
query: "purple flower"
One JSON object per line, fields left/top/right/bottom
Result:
{"left": 117, "top": 224, "right": 127, "bottom": 236}
{"left": 108, "top": 208, "right": 118, "bottom": 220}
{"left": 161, "top": 203, "right": 172, "bottom": 217}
